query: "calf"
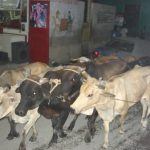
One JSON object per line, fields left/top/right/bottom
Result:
{"left": 0, "top": 84, "right": 40, "bottom": 150}
{"left": 71, "top": 66, "right": 150, "bottom": 149}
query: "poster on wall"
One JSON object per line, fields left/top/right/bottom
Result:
{"left": 50, "top": 0, "right": 84, "bottom": 37}
{"left": 30, "top": 2, "right": 48, "bottom": 28}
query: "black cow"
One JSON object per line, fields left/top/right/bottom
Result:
{"left": 15, "top": 67, "right": 84, "bottom": 147}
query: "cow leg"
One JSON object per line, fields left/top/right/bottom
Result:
{"left": 7, "top": 117, "right": 19, "bottom": 140}
{"left": 49, "top": 117, "right": 59, "bottom": 145}
{"left": 48, "top": 110, "right": 69, "bottom": 147}
{"left": 84, "top": 109, "right": 98, "bottom": 143}
{"left": 19, "top": 131, "right": 26, "bottom": 150}
{"left": 19, "top": 114, "right": 39, "bottom": 150}
{"left": 119, "top": 112, "right": 127, "bottom": 134}
{"left": 102, "top": 120, "right": 110, "bottom": 149}
{"left": 29, "top": 125, "right": 38, "bottom": 142}
{"left": 67, "top": 114, "right": 79, "bottom": 131}
{"left": 141, "top": 98, "right": 149, "bottom": 128}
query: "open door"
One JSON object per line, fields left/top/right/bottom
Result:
{"left": 28, "top": 0, "right": 50, "bottom": 64}
{"left": 124, "top": 4, "right": 140, "bottom": 37}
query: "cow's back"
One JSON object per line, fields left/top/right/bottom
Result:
{"left": 24, "top": 62, "right": 50, "bottom": 75}
{"left": 105, "top": 66, "right": 150, "bottom": 109}
{"left": 86, "top": 60, "right": 128, "bottom": 80}
{"left": 0, "top": 70, "right": 23, "bottom": 86}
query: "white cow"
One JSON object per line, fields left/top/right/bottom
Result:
{"left": 71, "top": 66, "right": 150, "bottom": 149}
{"left": 0, "top": 85, "right": 40, "bottom": 150}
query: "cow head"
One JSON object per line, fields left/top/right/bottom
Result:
{"left": 15, "top": 77, "right": 51, "bottom": 117}
{"left": 61, "top": 69, "right": 83, "bottom": 100}
{"left": 71, "top": 76, "right": 115, "bottom": 114}
{"left": 44, "top": 66, "right": 85, "bottom": 102}
{"left": 0, "top": 85, "right": 20, "bottom": 119}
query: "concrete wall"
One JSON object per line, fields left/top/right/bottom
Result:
{"left": 0, "top": 34, "right": 25, "bottom": 61}
{"left": 49, "top": 0, "right": 84, "bottom": 64}
{"left": 90, "top": 3, "right": 115, "bottom": 48}
{"left": 99, "top": 0, "right": 150, "bottom": 35}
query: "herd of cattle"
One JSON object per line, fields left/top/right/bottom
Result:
{"left": 0, "top": 55, "right": 150, "bottom": 150}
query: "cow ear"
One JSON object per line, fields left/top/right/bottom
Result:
{"left": 3, "top": 84, "right": 11, "bottom": 93}
{"left": 15, "top": 87, "right": 20, "bottom": 93}
{"left": 41, "top": 82, "right": 51, "bottom": 100}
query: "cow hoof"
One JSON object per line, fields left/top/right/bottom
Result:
{"left": 84, "top": 132, "right": 91, "bottom": 143}
{"left": 59, "top": 132, "right": 67, "bottom": 138}
{"left": 102, "top": 143, "right": 108, "bottom": 149}
{"left": 7, "top": 135, "right": 14, "bottom": 140}
{"left": 90, "top": 127, "right": 96, "bottom": 136}
{"left": 7, "top": 132, "right": 20, "bottom": 140}
{"left": 19, "top": 143, "right": 26, "bottom": 150}
{"left": 141, "top": 119, "right": 148, "bottom": 128}
{"left": 48, "top": 134, "right": 58, "bottom": 147}
{"left": 29, "top": 136, "right": 37, "bottom": 142}
{"left": 119, "top": 129, "right": 124, "bottom": 134}
{"left": 48, "top": 141, "right": 57, "bottom": 148}
{"left": 67, "top": 125, "right": 74, "bottom": 131}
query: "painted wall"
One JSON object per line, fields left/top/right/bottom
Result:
{"left": 50, "top": 0, "right": 85, "bottom": 64}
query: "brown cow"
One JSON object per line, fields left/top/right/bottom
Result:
{"left": 0, "top": 62, "right": 50, "bottom": 86}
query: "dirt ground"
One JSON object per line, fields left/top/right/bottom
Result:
{"left": 0, "top": 102, "right": 150, "bottom": 150}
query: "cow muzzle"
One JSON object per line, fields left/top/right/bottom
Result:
{"left": 15, "top": 108, "right": 27, "bottom": 117}
{"left": 70, "top": 105, "right": 80, "bottom": 114}
{"left": 70, "top": 107, "right": 75, "bottom": 114}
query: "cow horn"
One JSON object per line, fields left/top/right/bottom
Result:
{"left": 39, "top": 78, "right": 49, "bottom": 84}
{"left": 64, "top": 65, "right": 85, "bottom": 73}
{"left": 98, "top": 77, "right": 106, "bottom": 89}
{"left": 81, "top": 71, "right": 91, "bottom": 80}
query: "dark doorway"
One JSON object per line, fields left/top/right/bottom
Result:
{"left": 124, "top": 4, "right": 140, "bottom": 37}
